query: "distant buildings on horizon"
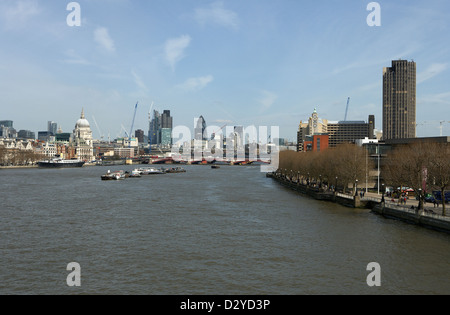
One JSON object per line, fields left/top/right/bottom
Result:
{"left": 296, "top": 59, "right": 423, "bottom": 152}
{"left": 2, "top": 59, "right": 448, "bottom": 156}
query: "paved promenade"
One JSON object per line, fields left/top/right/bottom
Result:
{"left": 362, "top": 191, "right": 448, "bottom": 216}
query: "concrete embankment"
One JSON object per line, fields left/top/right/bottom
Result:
{"left": 0, "top": 165, "right": 38, "bottom": 169}
{"left": 267, "top": 172, "right": 450, "bottom": 234}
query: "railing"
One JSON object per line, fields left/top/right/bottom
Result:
{"left": 383, "top": 201, "right": 450, "bottom": 222}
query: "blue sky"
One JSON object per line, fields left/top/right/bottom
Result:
{"left": 1, "top": 0, "right": 449, "bottom": 141}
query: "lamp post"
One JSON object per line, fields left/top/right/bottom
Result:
{"left": 355, "top": 179, "right": 359, "bottom": 197}
{"left": 377, "top": 144, "right": 380, "bottom": 195}
{"left": 418, "top": 188, "right": 422, "bottom": 210}
{"left": 381, "top": 183, "right": 385, "bottom": 203}
{"left": 335, "top": 176, "right": 338, "bottom": 194}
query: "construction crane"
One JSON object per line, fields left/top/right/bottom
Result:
{"left": 129, "top": 102, "right": 138, "bottom": 139}
{"left": 121, "top": 124, "right": 129, "bottom": 138}
{"left": 344, "top": 97, "right": 350, "bottom": 121}
{"left": 440, "top": 121, "right": 450, "bottom": 137}
{"left": 416, "top": 121, "right": 450, "bottom": 136}
{"left": 125, "top": 102, "right": 139, "bottom": 149}
{"left": 92, "top": 116, "right": 104, "bottom": 141}
{"left": 211, "top": 124, "right": 227, "bottom": 140}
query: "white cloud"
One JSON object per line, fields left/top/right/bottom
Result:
{"left": 62, "top": 49, "right": 90, "bottom": 65}
{"left": 419, "top": 91, "right": 450, "bottom": 105}
{"left": 164, "top": 35, "right": 192, "bottom": 71}
{"left": 418, "top": 63, "right": 448, "bottom": 84}
{"left": 0, "top": 0, "right": 41, "bottom": 30}
{"left": 94, "top": 27, "right": 115, "bottom": 52}
{"left": 195, "top": 1, "right": 239, "bottom": 30}
{"left": 258, "top": 90, "right": 278, "bottom": 111}
{"left": 131, "top": 70, "right": 148, "bottom": 92}
{"left": 176, "top": 75, "right": 214, "bottom": 91}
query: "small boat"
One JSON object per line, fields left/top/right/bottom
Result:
{"left": 128, "top": 169, "right": 142, "bottom": 178}
{"left": 101, "top": 170, "right": 125, "bottom": 180}
{"left": 211, "top": 165, "right": 220, "bottom": 169}
{"left": 165, "top": 167, "right": 187, "bottom": 173}
{"left": 138, "top": 167, "right": 165, "bottom": 175}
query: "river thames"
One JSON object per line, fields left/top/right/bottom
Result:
{"left": 0, "top": 165, "right": 449, "bottom": 295}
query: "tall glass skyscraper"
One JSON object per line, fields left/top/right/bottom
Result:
{"left": 149, "top": 110, "right": 173, "bottom": 147}
{"left": 194, "top": 116, "right": 207, "bottom": 141}
{"left": 48, "top": 121, "right": 58, "bottom": 136}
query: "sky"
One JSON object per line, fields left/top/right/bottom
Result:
{"left": 1, "top": 0, "right": 450, "bottom": 141}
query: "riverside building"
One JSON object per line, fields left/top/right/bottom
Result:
{"left": 73, "top": 109, "right": 94, "bottom": 162}
{"left": 383, "top": 59, "right": 417, "bottom": 140}
{"left": 297, "top": 109, "right": 375, "bottom": 151}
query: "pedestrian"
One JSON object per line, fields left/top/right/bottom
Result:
{"left": 433, "top": 200, "right": 437, "bottom": 208}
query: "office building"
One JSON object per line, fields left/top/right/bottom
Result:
{"left": 135, "top": 129, "right": 145, "bottom": 143}
{"left": 48, "top": 121, "right": 58, "bottom": 136}
{"left": 18, "top": 130, "right": 35, "bottom": 140}
{"left": 161, "top": 110, "right": 173, "bottom": 147}
{"left": 297, "top": 109, "right": 375, "bottom": 151}
{"left": 0, "top": 120, "right": 13, "bottom": 128}
{"left": 149, "top": 110, "right": 161, "bottom": 145}
{"left": 149, "top": 110, "right": 173, "bottom": 147}
{"left": 38, "top": 131, "right": 53, "bottom": 142}
{"left": 0, "top": 121, "right": 15, "bottom": 138}
{"left": 383, "top": 60, "right": 416, "bottom": 140}
{"left": 297, "top": 109, "right": 328, "bottom": 151}
{"left": 326, "top": 120, "right": 374, "bottom": 148}
{"left": 161, "top": 110, "right": 173, "bottom": 129}
{"left": 194, "top": 116, "right": 207, "bottom": 141}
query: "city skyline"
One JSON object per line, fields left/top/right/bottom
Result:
{"left": 1, "top": 1, "right": 450, "bottom": 140}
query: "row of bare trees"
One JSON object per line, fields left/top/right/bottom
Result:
{"left": 383, "top": 142, "right": 450, "bottom": 215}
{"left": 278, "top": 144, "right": 373, "bottom": 195}
{"left": 277, "top": 142, "right": 450, "bottom": 215}
{"left": 0, "top": 147, "right": 44, "bottom": 166}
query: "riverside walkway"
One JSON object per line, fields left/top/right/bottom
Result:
{"left": 267, "top": 172, "right": 450, "bottom": 233}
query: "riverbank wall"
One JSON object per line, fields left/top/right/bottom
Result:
{"left": 267, "top": 172, "right": 450, "bottom": 234}
{"left": 0, "top": 165, "right": 38, "bottom": 170}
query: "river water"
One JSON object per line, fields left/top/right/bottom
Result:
{"left": 0, "top": 165, "right": 449, "bottom": 295}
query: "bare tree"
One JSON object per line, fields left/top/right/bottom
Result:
{"left": 278, "top": 144, "right": 372, "bottom": 193}
{"left": 383, "top": 142, "right": 432, "bottom": 210}
{"left": 427, "top": 143, "right": 450, "bottom": 216}
{"left": 0, "top": 146, "right": 5, "bottom": 166}
{"left": 332, "top": 144, "right": 369, "bottom": 194}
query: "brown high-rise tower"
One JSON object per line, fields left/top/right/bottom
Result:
{"left": 383, "top": 60, "right": 416, "bottom": 140}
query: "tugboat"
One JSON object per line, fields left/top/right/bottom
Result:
{"left": 37, "top": 155, "right": 85, "bottom": 168}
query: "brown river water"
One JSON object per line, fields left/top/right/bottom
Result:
{"left": 0, "top": 165, "right": 449, "bottom": 294}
